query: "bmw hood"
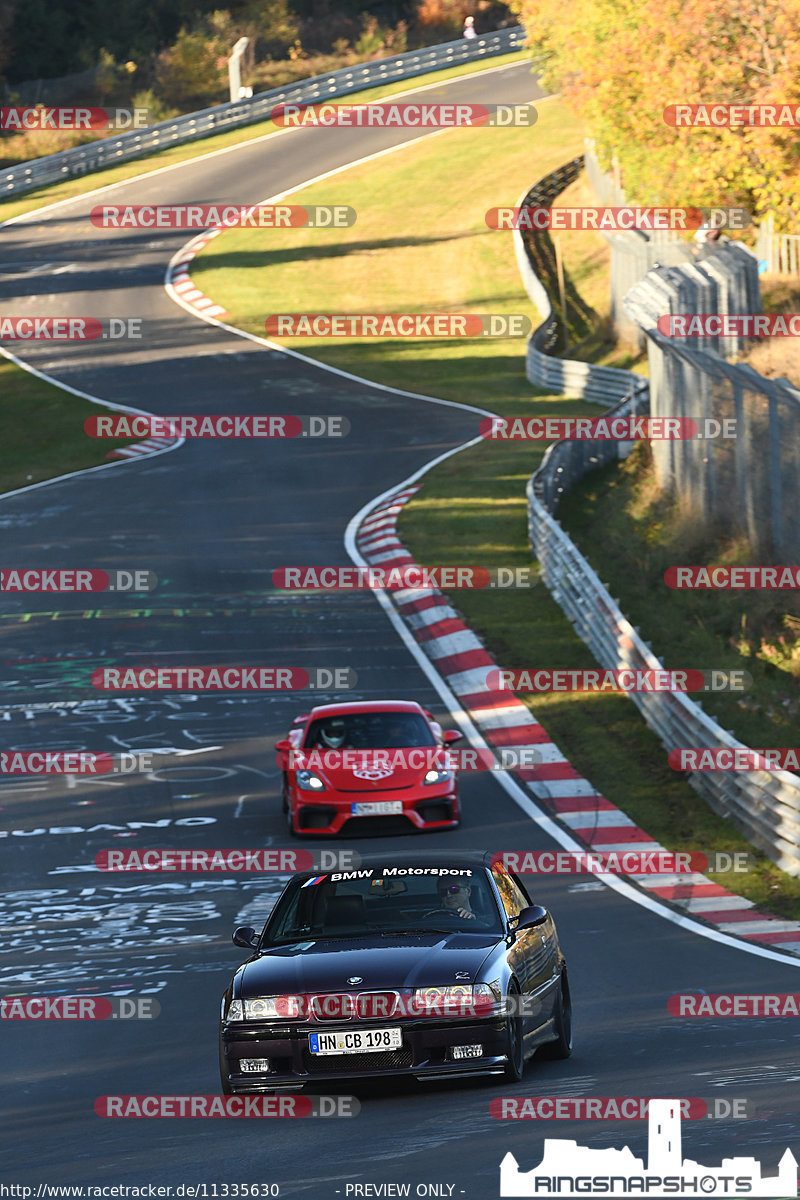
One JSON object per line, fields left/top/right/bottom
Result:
{"left": 236, "top": 934, "right": 497, "bottom": 996}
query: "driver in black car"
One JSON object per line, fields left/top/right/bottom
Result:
{"left": 437, "top": 879, "right": 475, "bottom": 920}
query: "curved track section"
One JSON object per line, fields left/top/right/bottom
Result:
{"left": 1, "top": 60, "right": 799, "bottom": 1194}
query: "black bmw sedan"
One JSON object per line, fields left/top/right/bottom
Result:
{"left": 219, "top": 851, "right": 571, "bottom": 1092}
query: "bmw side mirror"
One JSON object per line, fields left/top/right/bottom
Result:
{"left": 516, "top": 905, "right": 548, "bottom": 929}
{"left": 275, "top": 739, "right": 290, "bottom": 753}
{"left": 232, "top": 926, "right": 259, "bottom": 949}
{"left": 443, "top": 730, "right": 463, "bottom": 743}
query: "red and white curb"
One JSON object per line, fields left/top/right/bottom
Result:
{"left": 166, "top": 228, "right": 229, "bottom": 320}
{"left": 106, "top": 436, "right": 178, "bottom": 461}
{"left": 356, "top": 486, "right": 800, "bottom": 958}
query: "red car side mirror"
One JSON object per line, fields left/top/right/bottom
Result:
{"left": 275, "top": 739, "right": 290, "bottom": 753}
{"left": 443, "top": 729, "right": 463, "bottom": 744}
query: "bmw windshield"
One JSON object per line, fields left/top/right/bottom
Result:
{"left": 263, "top": 867, "right": 503, "bottom": 944}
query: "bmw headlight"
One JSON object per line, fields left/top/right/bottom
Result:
{"left": 411, "top": 983, "right": 497, "bottom": 1014}
{"left": 423, "top": 768, "right": 451, "bottom": 785}
{"left": 296, "top": 770, "right": 325, "bottom": 791}
{"left": 227, "top": 996, "right": 303, "bottom": 1021}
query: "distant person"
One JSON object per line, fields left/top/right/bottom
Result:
{"left": 692, "top": 224, "right": 724, "bottom": 261}
{"left": 463, "top": 15, "right": 477, "bottom": 38}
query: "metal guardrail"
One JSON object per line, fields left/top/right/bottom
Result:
{"left": 1, "top": 28, "right": 527, "bottom": 199}
{"left": 518, "top": 159, "right": 800, "bottom": 876}
{"left": 624, "top": 270, "right": 799, "bottom": 562}
{"left": 583, "top": 142, "right": 691, "bottom": 349}
{"left": 513, "top": 155, "right": 644, "bottom": 406}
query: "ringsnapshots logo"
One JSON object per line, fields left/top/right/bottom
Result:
{"left": 1, "top": 106, "right": 149, "bottom": 130}
{"left": 271, "top": 101, "right": 537, "bottom": 128}
{"left": 264, "top": 314, "right": 531, "bottom": 338}
{"left": 85, "top": 414, "right": 348, "bottom": 439}
{"left": 91, "top": 666, "right": 357, "bottom": 691}
{"left": 499, "top": 1098, "right": 797, "bottom": 1197}
{"left": 90, "top": 205, "right": 355, "bottom": 229}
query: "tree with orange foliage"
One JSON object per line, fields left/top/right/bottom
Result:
{"left": 510, "top": 0, "right": 800, "bottom": 230}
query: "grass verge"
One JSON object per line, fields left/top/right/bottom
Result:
{"left": 194, "top": 92, "right": 800, "bottom": 919}
{"left": 0, "top": 359, "right": 142, "bottom": 493}
{"left": 191, "top": 96, "right": 580, "bottom": 401}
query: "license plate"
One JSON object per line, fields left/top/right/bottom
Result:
{"left": 309, "top": 1027, "right": 402, "bottom": 1055}
{"left": 351, "top": 801, "right": 403, "bottom": 816}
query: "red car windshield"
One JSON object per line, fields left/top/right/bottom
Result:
{"left": 303, "top": 712, "right": 437, "bottom": 750}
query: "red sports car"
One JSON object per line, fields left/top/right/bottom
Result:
{"left": 275, "top": 700, "right": 462, "bottom": 836}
